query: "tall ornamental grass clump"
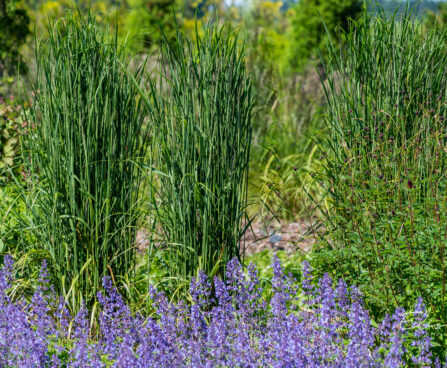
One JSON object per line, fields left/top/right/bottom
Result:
{"left": 314, "top": 5, "right": 447, "bottom": 354}
{"left": 143, "top": 22, "right": 253, "bottom": 281}
{"left": 18, "top": 13, "right": 149, "bottom": 312}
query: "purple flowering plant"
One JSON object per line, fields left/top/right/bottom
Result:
{"left": 0, "top": 254, "right": 441, "bottom": 367}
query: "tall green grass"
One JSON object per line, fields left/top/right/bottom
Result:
{"left": 314, "top": 4, "right": 447, "bottom": 354}
{"left": 17, "top": 13, "right": 149, "bottom": 312}
{"left": 141, "top": 21, "right": 254, "bottom": 284}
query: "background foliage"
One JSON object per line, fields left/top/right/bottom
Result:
{"left": 0, "top": 0, "right": 30, "bottom": 95}
{"left": 125, "top": 0, "right": 178, "bottom": 51}
{"left": 286, "top": 0, "right": 363, "bottom": 72}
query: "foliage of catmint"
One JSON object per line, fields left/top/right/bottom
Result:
{"left": 0, "top": 255, "right": 439, "bottom": 367}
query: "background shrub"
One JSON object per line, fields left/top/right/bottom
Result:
{"left": 17, "top": 12, "right": 149, "bottom": 313}
{"left": 314, "top": 5, "right": 447, "bottom": 355}
{"left": 125, "top": 0, "right": 178, "bottom": 51}
{"left": 286, "top": 0, "right": 363, "bottom": 72}
{"left": 424, "top": 1, "right": 447, "bottom": 30}
{"left": 0, "top": 0, "right": 30, "bottom": 95}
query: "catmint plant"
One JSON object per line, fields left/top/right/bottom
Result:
{"left": 0, "top": 256, "right": 438, "bottom": 367}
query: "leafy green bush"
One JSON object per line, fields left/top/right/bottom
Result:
{"left": 0, "top": 0, "right": 30, "bottom": 96}
{"left": 242, "top": 0, "right": 290, "bottom": 77}
{"left": 124, "top": 0, "right": 177, "bottom": 51}
{"left": 0, "top": 97, "right": 27, "bottom": 182}
{"left": 17, "top": 12, "right": 149, "bottom": 313}
{"left": 424, "top": 1, "right": 447, "bottom": 30}
{"left": 313, "top": 6, "right": 447, "bottom": 356}
{"left": 286, "top": 0, "right": 363, "bottom": 72}
{"left": 139, "top": 21, "right": 253, "bottom": 283}
{"left": 0, "top": 0, "right": 30, "bottom": 77}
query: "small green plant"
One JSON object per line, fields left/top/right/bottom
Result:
{"left": 140, "top": 20, "right": 254, "bottom": 284}
{"left": 314, "top": 4, "right": 447, "bottom": 356}
{"left": 17, "top": 12, "right": 149, "bottom": 313}
{"left": 0, "top": 96, "right": 27, "bottom": 182}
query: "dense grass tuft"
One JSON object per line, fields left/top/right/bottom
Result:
{"left": 141, "top": 21, "right": 254, "bottom": 284}
{"left": 17, "top": 12, "right": 149, "bottom": 313}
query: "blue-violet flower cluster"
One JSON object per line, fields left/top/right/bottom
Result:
{"left": 0, "top": 255, "right": 440, "bottom": 367}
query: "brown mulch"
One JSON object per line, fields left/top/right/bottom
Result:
{"left": 241, "top": 218, "right": 321, "bottom": 255}
{"left": 135, "top": 218, "right": 322, "bottom": 255}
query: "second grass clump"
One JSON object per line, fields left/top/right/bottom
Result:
{"left": 144, "top": 22, "right": 254, "bottom": 283}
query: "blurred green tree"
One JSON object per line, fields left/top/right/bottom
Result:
{"left": 29, "top": 1, "right": 126, "bottom": 32}
{"left": 0, "top": 0, "right": 30, "bottom": 78}
{"left": 125, "top": 0, "right": 177, "bottom": 51}
{"left": 243, "top": 0, "right": 289, "bottom": 74}
{"left": 424, "top": 1, "right": 447, "bottom": 29}
{"left": 286, "top": 0, "right": 363, "bottom": 72}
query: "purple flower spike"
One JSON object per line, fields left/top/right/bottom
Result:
{"left": 0, "top": 256, "right": 438, "bottom": 367}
